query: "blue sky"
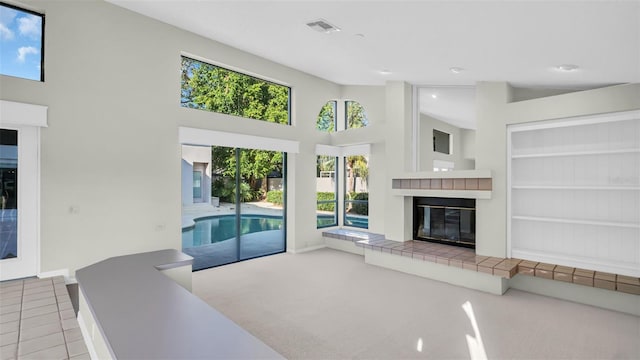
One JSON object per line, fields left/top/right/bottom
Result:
{"left": 0, "top": 4, "right": 42, "bottom": 81}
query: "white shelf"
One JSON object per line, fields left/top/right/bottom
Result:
{"left": 512, "top": 185, "right": 640, "bottom": 191}
{"left": 508, "top": 111, "right": 640, "bottom": 277}
{"left": 511, "top": 148, "right": 640, "bottom": 159}
{"left": 512, "top": 216, "right": 640, "bottom": 229}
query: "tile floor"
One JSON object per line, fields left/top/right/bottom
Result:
{"left": 0, "top": 276, "right": 89, "bottom": 360}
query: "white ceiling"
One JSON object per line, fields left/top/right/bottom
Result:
{"left": 107, "top": 0, "right": 640, "bottom": 128}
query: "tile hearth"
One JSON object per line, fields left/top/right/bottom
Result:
{"left": 322, "top": 229, "right": 640, "bottom": 295}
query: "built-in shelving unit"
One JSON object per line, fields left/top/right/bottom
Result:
{"left": 508, "top": 110, "right": 640, "bottom": 278}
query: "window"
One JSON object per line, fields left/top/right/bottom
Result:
{"left": 316, "top": 155, "right": 337, "bottom": 228}
{"left": 345, "top": 100, "right": 369, "bottom": 129}
{"left": 344, "top": 155, "right": 368, "bottom": 228}
{"left": 0, "top": 3, "right": 44, "bottom": 81}
{"left": 317, "top": 100, "right": 369, "bottom": 132}
{"left": 433, "top": 129, "right": 451, "bottom": 154}
{"left": 316, "top": 101, "right": 336, "bottom": 132}
{"left": 181, "top": 56, "right": 290, "bottom": 125}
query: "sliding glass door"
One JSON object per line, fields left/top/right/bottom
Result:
{"left": 181, "top": 145, "right": 286, "bottom": 270}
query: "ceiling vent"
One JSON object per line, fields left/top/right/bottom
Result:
{"left": 306, "top": 19, "right": 341, "bottom": 34}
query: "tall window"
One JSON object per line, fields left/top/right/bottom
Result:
{"left": 181, "top": 56, "right": 290, "bottom": 125}
{"left": 316, "top": 101, "right": 337, "bottom": 132}
{"left": 0, "top": 3, "right": 44, "bottom": 81}
{"left": 345, "top": 101, "right": 369, "bottom": 129}
{"left": 344, "top": 155, "right": 368, "bottom": 228}
{"left": 316, "top": 155, "right": 337, "bottom": 228}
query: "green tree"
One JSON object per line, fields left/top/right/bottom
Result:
{"left": 346, "top": 101, "right": 369, "bottom": 129}
{"left": 317, "top": 101, "right": 336, "bottom": 132}
{"left": 345, "top": 155, "right": 368, "bottom": 193}
{"left": 316, "top": 155, "right": 336, "bottom": 176}
{"left": 182, "top": 57, "right": 289, "bottom": 202}
{"left": 211, "top": 146, "right": 283, "bottom": 202}
{"left": 181, "top": 57, "right": 289, "bottom": 125}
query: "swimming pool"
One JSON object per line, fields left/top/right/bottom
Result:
{"left": 182, "top": 214, "right": 284, "bottom": 248}
{"left": 317, "top": 214, "right": 369, "bottom": 229}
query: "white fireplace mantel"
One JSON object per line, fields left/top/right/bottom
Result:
{"left": 391, "top": 169, "right": 492, "bottom": 199}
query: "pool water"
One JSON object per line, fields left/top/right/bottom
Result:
{"left": 183, "top": 215, "right": 283, "bottom": 248}
{"left": 317, "top": 214, "right": 369, "bottom": 229}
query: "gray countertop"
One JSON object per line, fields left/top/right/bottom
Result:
{"left": 76, "top": 249, "right": 283, "bottom": 359}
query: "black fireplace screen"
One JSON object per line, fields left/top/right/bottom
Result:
{"left": 414, "top": 197, "right": 475, "bottom": 248}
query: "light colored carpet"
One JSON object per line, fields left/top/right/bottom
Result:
{"left": 193, "top": 248, "right": 640, "bottom": 359}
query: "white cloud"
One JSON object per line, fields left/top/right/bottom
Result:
{"left": 0, "top": 6, "right": 17, "bottom": 26}
{"left": 0, "top": 23, "right": 13, "bottom": 40}
{"left": 0, "top": 6, "right": 17, "bottom": 40}
{"left": 17, "top": 46, "right": 38, "bottom": 63}
{"left": 18, "top": 14, "right": 40, "bottom": 39}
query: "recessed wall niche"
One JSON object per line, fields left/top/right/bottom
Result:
{"left": 416, "top": 86, "right": 476, "bottom": 171}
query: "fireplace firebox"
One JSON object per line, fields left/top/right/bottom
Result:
{"left": 413, "top": 197, "right": 476, "bottom": 249}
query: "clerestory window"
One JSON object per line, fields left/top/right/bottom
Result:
{"left": 0, "top": 3, "right": 44, "bottom": 81}
{"left": 181, "top": 56, "right": 290, "bottom": 125}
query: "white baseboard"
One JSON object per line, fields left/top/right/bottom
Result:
{"left": 288, "top": 244, "right": 326, "bottom": 254}
{"left": 38, "top": 269, "right": 71, "bottom": 283}
{"left": 77, "top": 311, "right": 99, "bottom": 360}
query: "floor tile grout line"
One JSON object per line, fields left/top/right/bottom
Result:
{"left": 14, "top": 279, "right": 24, "bottom": 360}
{"left": 56, "top": 278, "right": 71, "bottom": 359}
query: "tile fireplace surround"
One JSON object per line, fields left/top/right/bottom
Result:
{"left": 390, "top": 171, "right": 493, "bottom": 200}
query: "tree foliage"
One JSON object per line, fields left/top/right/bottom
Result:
{"left": 316, "top": 155, "right": 336, "bottom": 176}
{"left": 181, "top": 57, "right": 289, "bottom": 203}
{"left": 317, "top": 101, "right": 336, "bottom": 132}
{"left": 211, "top": 146, "right": 283, "bottom": 202}
{"left": 346, "top": 101, "right": 369, "bottom": 129}
{"left": 345, "top": 155, "right": 368, "bottom": 193}
{"left": 181, "top": 57, "right": 289, "bottom": 125}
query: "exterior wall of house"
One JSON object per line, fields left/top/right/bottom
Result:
{"left": 181, "top": 145, "right": 212, "bottom": 206}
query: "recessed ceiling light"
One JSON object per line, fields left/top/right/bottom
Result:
{"left": 306, "top": 19, "right": 341, "bottom": 34}
{"left": 449, "top": 67, "right": 464, "bottom": 74}
{"left": 379, "top": 69, "right": 392, "bottom": 75}
{"left": 431, "top": 94, "right": 437, "bottom": 99}
{"left": 555, "top": 64, "right": 579, "bottom": 72}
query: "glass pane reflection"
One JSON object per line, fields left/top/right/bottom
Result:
{"left": 1, "top": 129, "right": 18, "bottom": 260}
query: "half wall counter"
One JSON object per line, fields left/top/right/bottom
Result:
{"left": 76, "top": 249, "right": 283, "bottom": 359}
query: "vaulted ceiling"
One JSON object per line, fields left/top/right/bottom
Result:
{"left": 107, "top": 0, "right": 640, "bottom": 128}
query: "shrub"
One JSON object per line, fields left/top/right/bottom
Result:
{"left": 212, "top": 178, "right": 255, "bottom": 203}
{"left": 317, "top": 192, "right": 336, "bottom": 212}
{"left": 348, "top": 192, "right": 368, "bottom": 215}
{"left": 266, "top": 190, "right": 284, "bottom": 205}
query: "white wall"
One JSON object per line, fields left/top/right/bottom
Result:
{"left": 383, "top": 82, "right": 413, "bottom": 241}
{"left": 2, "top": 0, "right": 344, "bottom": 275}
{"left": 419, "top": 113, "right": 475, "bottom": 171}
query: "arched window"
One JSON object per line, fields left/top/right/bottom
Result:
{"left": 345, "top": 100, "right": 369, "bottom": 129}
{"left": 316, "top": 101, "right": 337, "bottom": 132}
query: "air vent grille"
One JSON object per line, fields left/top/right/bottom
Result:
{"left": 306, "top": 19, "right": 340, "bottom": 33}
